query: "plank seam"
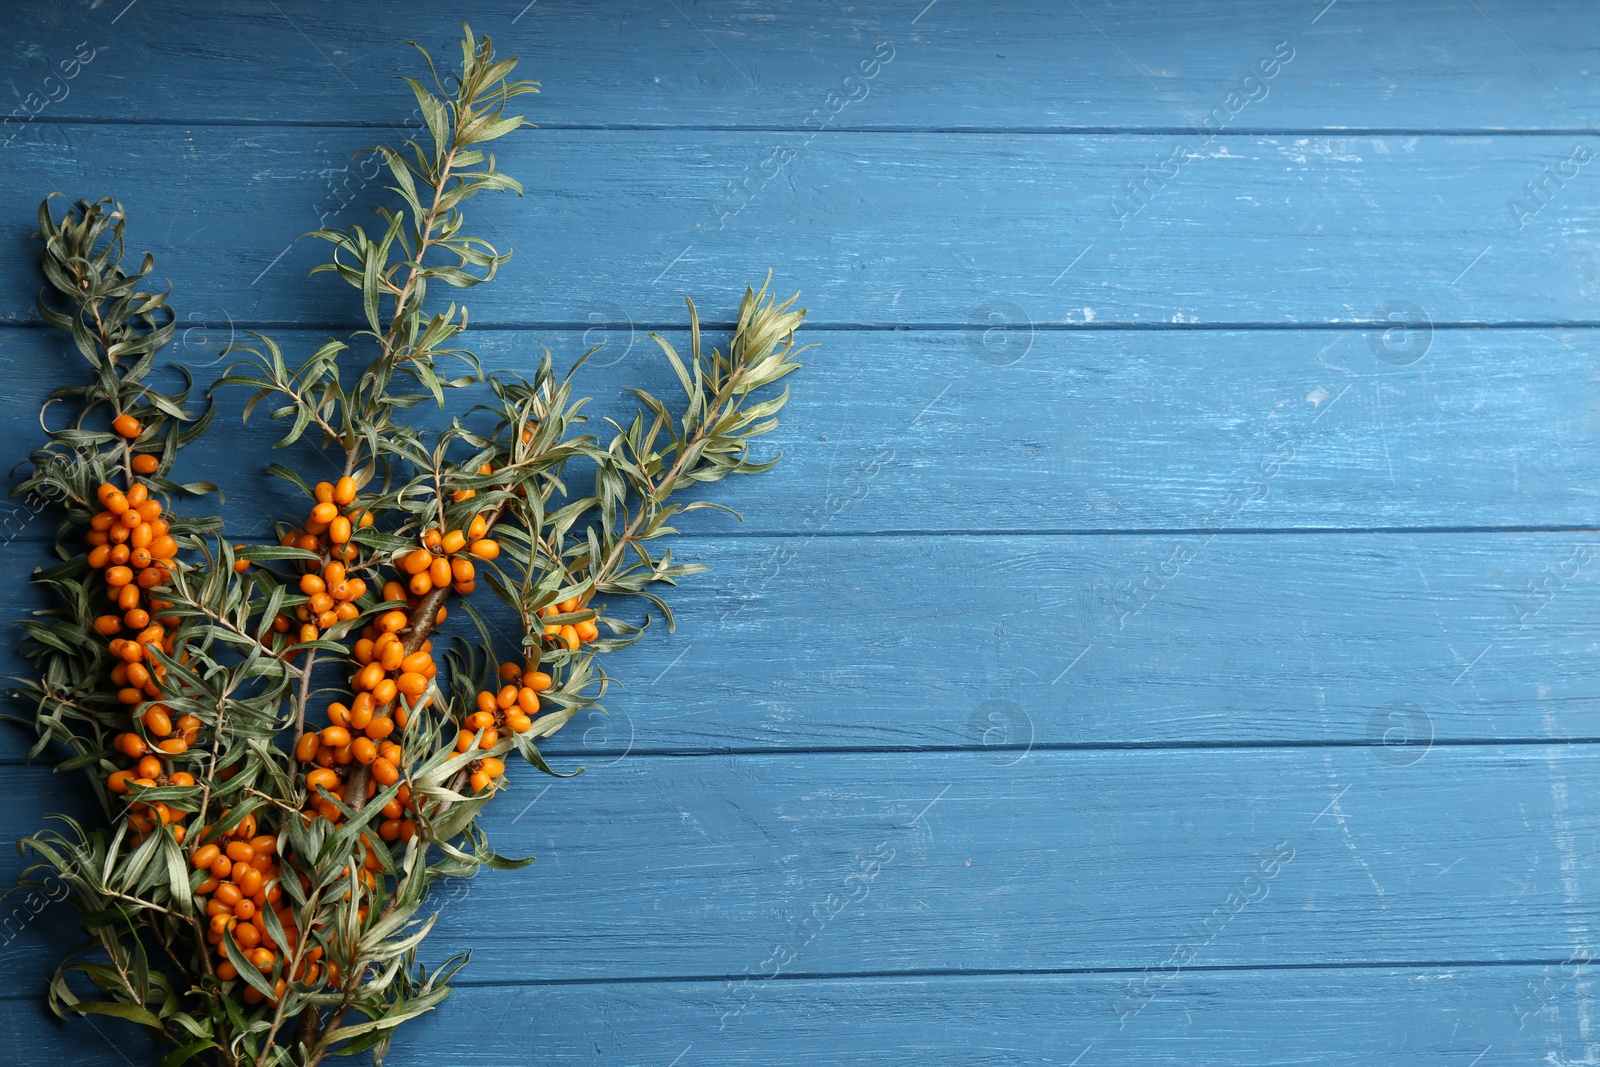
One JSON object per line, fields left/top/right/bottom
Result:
{"left": 0, "top": 958, "right": 1583, "bottom": 1002}
{"left": 9, "top": 527, "right": 1600, "bottom": 548}
{"left": 4, "top": 738, "right": 1600, "bottom": 770}
{"left": 10, "top": 322, "right": 1600, "bottom": 333}
{"left": 17, "top": 119, "right": 1600, "bottom": 136}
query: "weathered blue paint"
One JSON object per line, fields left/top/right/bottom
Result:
{"left": 0, "top": 2, "right": 1595, "bottom": 1064}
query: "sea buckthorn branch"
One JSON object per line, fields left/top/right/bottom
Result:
{"left": 10, "top": 26, "right": 805, "bottom": 1067}
{"left": 580, "top": 282, "right": 808, "bottom": 616}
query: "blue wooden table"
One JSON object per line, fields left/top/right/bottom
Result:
{"left": 2, "top": 2, "right": 1598, "bottom": 1063}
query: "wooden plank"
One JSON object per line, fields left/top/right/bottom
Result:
{"left": 5, "top": 322, "right": 1600, "bottom": 535}
{"left": 0, "top": 965, "right": 1592, "bottom": 1066}
{"left": 3, "top": 1, "right": 1594, "bottom": 131}
{"left": 3, "top": 529, "right": 1600, "bottom": 763}
{"left": 2, "top": 129, "right": 1597, "bottom": 327}
{"left": 0, "top": 746, "right": 1594, "bottom": 981}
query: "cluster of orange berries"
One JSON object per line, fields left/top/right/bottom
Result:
{"left": 295, "top": 682, "right": 417, "bottom": 833}
{"left": 456, "top": 661, "right": 554, "bottom": 792}
{"left": 107, "top": 756, "right": 197, "bottom": 840}
{"left": 539, "top": 593, "right": 600, "bottom": 652}
{"left": 292, "top": 508, "right": 509, "bottom": 812}
{"left": 188, "top": 812, "right": 349, "bottom": 1004}
{"left": 397, "top": 517, "right": 499, "bottom": 599}
{"left": 269, "top": 477, "right": 373, "bottom": 646}
{"left": 84, "top": 476, "right": 201, "bottom": 837}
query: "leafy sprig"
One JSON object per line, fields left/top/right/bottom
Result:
{"left": 7, "top": 25, "right": 805, "bottom": 1067}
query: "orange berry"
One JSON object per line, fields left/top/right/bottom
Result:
{"left": 112, "top": 413, "right": 143, "bottom": 438}
{"left": 295, "top": 733, "right": 320, "bottom": 762}
{"left": 329, "top": 516, "right": 351, "bottom": 545}
{"left": 141, "top": 706, "right": 171, "bottom": 736}
{"left": 371, "top": 758, "right": 399, "bottom": 786}
{"left": 401, "top": 549, "right": 433, "bottom": 576}
{"left": 313, "top": 482, "right": 334, "bottom": 504}
{"left": 356, "top": 662, "right": 384, "bottom": 692}
{"left": 321, "top": 725, "right": 352, "bottom": 748}
{"left": 441, "top": 529, "right": 466, "bottom": 555}
{"left": 333, "top": 476, "right": 357, "bottom": 506}
{"left": 469, "top": 539, "right": 500, "bottom": 560}
{"left": 306, "top": 768, "right": 339, "bottom": 794}
{"left": 371, "top": 678, "right": 397, "bottom": 705}
{"left": 131, "top": 453, "right": 160, "bottom": 475}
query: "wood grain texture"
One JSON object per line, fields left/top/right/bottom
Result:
{"left": 0, "top": 966, "right": 1590, "bottom": 1066}
{"left": 3, "top": 0, "right": 1595, "bottom": 131}
{"left": 8, "top": 324, "right": 1600, "bottom": 537}
{"left": 3, "top": 530, "right": 1600, "bottom": 762}
{"left": 0, "top": 746, "right": 1595, "bottom": 983}
{"left": 2, "top": 128, "right": 1598, "bottom": 327}
{"left": 0, "top": 2, "right": 1595, "bottom": 1064}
